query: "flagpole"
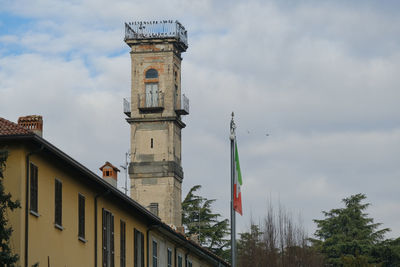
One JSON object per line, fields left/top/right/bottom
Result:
{"left": 230, "top": 112, "right": 236, "bottom": 267}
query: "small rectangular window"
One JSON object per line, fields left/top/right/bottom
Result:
{"left": 30, "top": 163, "right": 38, "bottom": 213}
{"left": 167, "top": 248, "right": 172, "bottom": 267}
{"left": 134, "top": 229, "right": 144, "bottom": 267}
{"left": 188, "top": 260, "right": 193, "bottom": 267}
{"left": 152, "top": 240, "right": 158, "bottom": 267}
{"left": 177, "top": 255, "right": 183, "bottom": 267}
{"left": 54, "top": 179, "right": 62, "bottom": 227}
{"left": 149, "top": 202, "right": 158, "bottom": 216}
{"left": 120, "top": 220, "right": 126, "bottom": 267}
{"left": 78, "top": 194, "right": 85, "bottom": 239}
{"left": 150, "top": 138, "right": 153, "bottom": 149}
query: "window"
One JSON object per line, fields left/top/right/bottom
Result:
{"left": 167, "top": 248, "right": 172, "bottom": 267}
{"left": 54, "top": 179, "right": 62, "bottom": 227}
{"left": 150, "top": 138, "right": 153, "bottom": 149}
{"left": 149, "top": 203, "right": 158, "bottom": 216}
{"left": 30, "top": 163, "right": 38, "bottom": 214}
{"left": 102, "top": 209, "right": 114, "bottom": 267}
{"left": 145, "top": 68, "right": 158, "bottom": 79}
{"left": 152, "top": 240, "right": 158, "bottom": 267}
{"left": 177, "top": 255, "right": 183, "bottom": 267}
{"left": 188, "top": 260, "right": 193, "bottom": 267}
{"left": 145, "top": 83, "right": 159, "bottom": 107}
{"left": 134, "top": 229, "right": 144, "bottom": 267}
{"left": 78, "top": 194, "right": 85, "bottom": 239}
{"left": 120, "top": 220, "right": 126, "bottom": 267}
{"left": 178, "top": 255, "right": 182, "bottom": 267}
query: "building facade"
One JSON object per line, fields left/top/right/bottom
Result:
{"left": 0, "top": 117, "right": 228, "bottom": 267}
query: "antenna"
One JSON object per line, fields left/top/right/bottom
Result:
{"left": 120, "top": 151, "right": 131, "bottom": 195}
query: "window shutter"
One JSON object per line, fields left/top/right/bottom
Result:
{"left": 140, "top": 232, "right": 144, "bottom": 267}
{"left": 55, "top": 179, "right": 62, "bottom": 225}
{"left": 111, "top": 214, "right": 114, "bottom": 267}
{"left": 134, "top": 230, "right": 138, "bottom": 267}
{"left": 34, "top": 167, "right": 38, "bottom": 211}
{"left": 120, "top": 220, "right": 126, "bottom": 267}
{"left": 30, "top": 164, "right": 34, "bottom": 210}
{"left": 102, "top": 209, "right": 107, "bottom": 267}
{"left": 82, "top": 198, "right": 85, "bottom": 236}
{"left": 30, "top": 164, "right": 38, "bottom": 212}
{"left": 78, "top": 194, "right": 85, "bottom": 238}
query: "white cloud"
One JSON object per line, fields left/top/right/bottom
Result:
{"left": 1, "top": 0, "right": 400, "bottom": 239}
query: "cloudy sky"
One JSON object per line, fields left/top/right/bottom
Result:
{"left": 1, "top": 0, "right": 400, "bottom": 238}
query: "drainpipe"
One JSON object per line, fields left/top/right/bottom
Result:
{"left": 94, "top": 190, "right": 110, "bottom": 267}
{"left": 25, "top": 145, "right": 44, "bottom": 267}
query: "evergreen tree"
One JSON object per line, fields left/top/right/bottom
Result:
{"left": 370, "top": 237, "right": 400, "bottom": 266}
{"left": 312, "top": 193, "right": 390, "bottom": 266}
{"left": 0, "top": 150, "right": 20, "bottom": 265}
{"left": 237, "top": 224, "right": 266, "bottom": 267}
{"left": 182, "top": 185, "right": 230, "bottom": 260}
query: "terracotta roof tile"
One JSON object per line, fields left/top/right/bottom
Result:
{"left": 0, "top": 117, "right": 33, "bottom": 136}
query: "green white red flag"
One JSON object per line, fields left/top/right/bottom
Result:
{"left": 233, "top": 140, "right": 243, "bottom": 215}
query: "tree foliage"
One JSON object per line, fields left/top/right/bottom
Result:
{"left": 312, "top": 193, "right": 398, "bottom": 266}
{"left": 0, "top": 150, "right": 20, "bottom": 265}
{"left": 237, "top": 203, "right": 324, "bottom": 267}
{"left": 182, "top": 185, "right": 230, "bottom": 260}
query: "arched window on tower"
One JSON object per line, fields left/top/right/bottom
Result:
{"left": 145, "top": 69, "right": 158, "bottom": 79}
{"left": 145, "top": 69, "right": 159, "bottom": 107}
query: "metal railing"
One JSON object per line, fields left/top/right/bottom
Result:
{"left": 125, "top": 20, "right": 188, "bottom": 48}
{"left": 175, "top": 94, "right": 189, "bottom": 115}
{"left": 182, "top": 94, "right": 190, "bottom": 114}
{"left": 138, "top": 92, "right": 164, "bottom": 111}
{"left": 123, "top": 98, "right": 131, "bottom": 117}
{"left": 124, "top": 92, "right": 188, "bottom": 115}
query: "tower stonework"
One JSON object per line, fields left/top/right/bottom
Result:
{"left": 124, "top": 21, "right": 189, "bottom": 227}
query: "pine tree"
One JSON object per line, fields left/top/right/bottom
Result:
{"left": 312, "top": 193, "right": 390, "bottom": 266}
{"left": 182, "top": 185, "right": 230, "bottom": 260}
{"left": 0, "top": 150, "right": 20, "bottom": 266}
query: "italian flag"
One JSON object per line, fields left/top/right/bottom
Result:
{"left": 233, "top": 141, "right": 243, "bottom": 216}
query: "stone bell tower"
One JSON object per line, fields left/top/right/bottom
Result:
{"left": 124, "top": 20, "right": 189, "bottom": 227}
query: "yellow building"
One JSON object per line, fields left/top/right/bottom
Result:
{"left": 0, "top": 116, "right": 228, "bottom": 267}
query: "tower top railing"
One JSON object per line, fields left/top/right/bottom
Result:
{"left": 125, "top": 20, "right": 188, "bottom": 48}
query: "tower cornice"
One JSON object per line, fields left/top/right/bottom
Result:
{"left": 126, "top": 117, "right": 186, "bottom": 129}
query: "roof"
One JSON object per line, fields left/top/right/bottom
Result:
{"left": 0, "top": 116, "right": 229, "bottom": 266}
{"left": 0, "top": 117, "right": 34, "bottom": 136}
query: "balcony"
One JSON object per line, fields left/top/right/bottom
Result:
{"left": 123, "top": 98, "right": 131, "bottom": 117}
{"left": 138, "top": 92, "right": 164, "bottom": 112}
{"left": 175, "top": 94, "right": 189, "bottom": 115}
{"left": 125, "top": 20, "right": 188, "bottom": 50}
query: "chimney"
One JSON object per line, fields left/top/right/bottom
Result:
{"left": 99, "top": 161, "right": 120, "bottom": 187}
{"left": 189, "top": 234, "right": 200, "bottom": 244}
{"left": 18, "top": 115, "right": 43, "bottom": 137}
{"left": 176, "top": 226, "right": 185, "bottom": 235}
